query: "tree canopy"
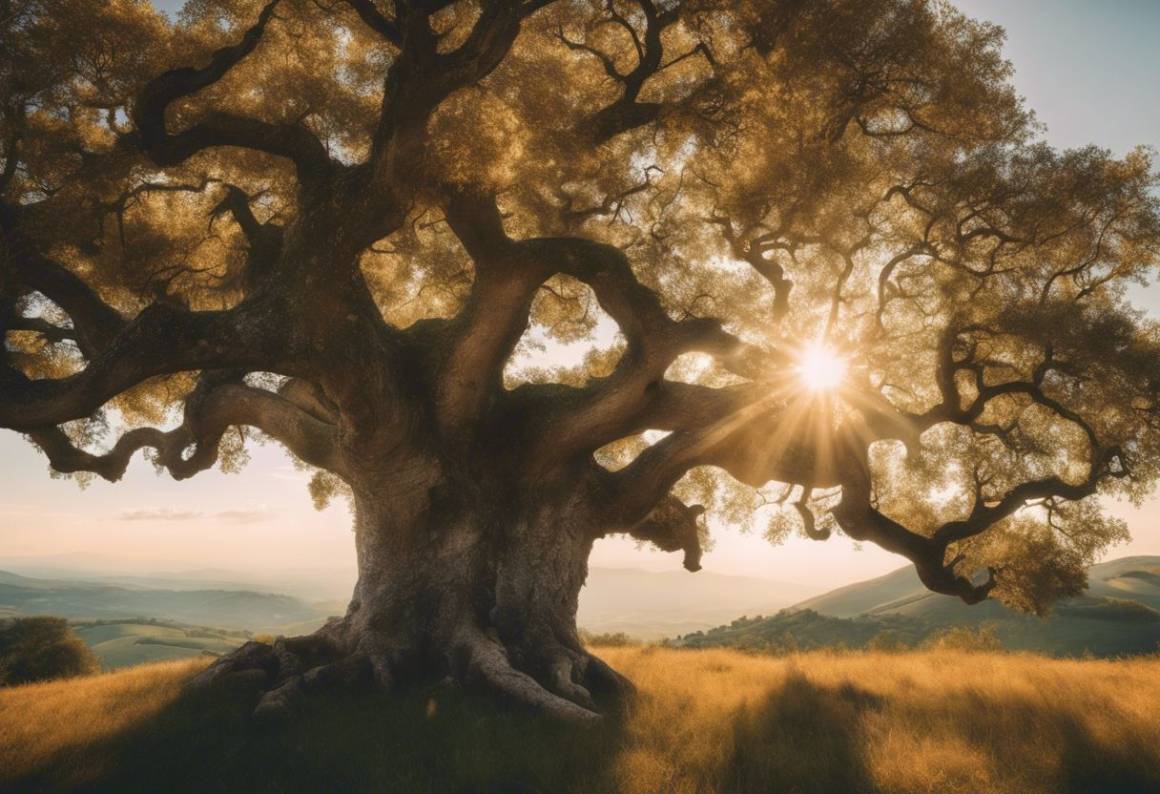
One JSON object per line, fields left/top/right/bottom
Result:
{"left": 3, "top": 0, "right": 1160, "bottom": 627}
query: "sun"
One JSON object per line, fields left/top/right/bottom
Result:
{"left": 795, "top": 342, "right": 848, "bottom": 391}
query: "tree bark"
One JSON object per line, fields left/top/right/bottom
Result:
{"left": 191, "top": 458, "right": 632, "bottom": 724}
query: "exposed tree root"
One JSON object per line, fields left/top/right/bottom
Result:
{"left": 188, "top": 624, "right": 632, "bottom": 727}
{"left": 456, "top": 632, "right": 600, "bottom": 725}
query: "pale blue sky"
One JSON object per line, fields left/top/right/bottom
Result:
{"left": 2, "top": 1, "right": 1159, "bottom": 589}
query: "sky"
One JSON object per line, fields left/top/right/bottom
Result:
{"left": 2, "top": 1, "right": 1159, "bottom": 592}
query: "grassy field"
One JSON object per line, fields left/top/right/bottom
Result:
{"left": 1, "top": 647, "right": 1158, "bottom": 793}
{"left": 71, "top": 621, "right": 245, "bottom": 669}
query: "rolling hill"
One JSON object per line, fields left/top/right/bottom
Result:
{"left": 0, "top": 564, "right": 818, "bottom": 666}
{"left": 0, "top": 569, "right": 335, "bottom": 632}
{"left": 676, "top": 556, "right": 1160, "bottom": 657}
{"left": 71, "top": 620, "right": 248, "bottom": 668}
{"left": 795, "top": 556, "right": 1160, "bottom": 617}
{"left": 578, "top": 567, "right": 819, "bottom": 639}
{"left": 0, "top": 564, "right": 820, "bottom": 644}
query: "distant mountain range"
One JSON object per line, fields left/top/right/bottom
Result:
{"left": 0, "top": 569, "right": 339, "bottom": 634}
{"left": 0, "top": 564, "right": 820, "bottom": 659}
{"left": 676, "top": 556, "right": 1160, "bottom": 658}
{"left": 10, "top": 556, "right": 1154, "bottom": 666}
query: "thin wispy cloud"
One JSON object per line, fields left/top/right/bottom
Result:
{"left": 116, "top": 507, "right": 276, "bottom": 524}
{"left": 118, "top": 508, "right": 202, "bottom": 522}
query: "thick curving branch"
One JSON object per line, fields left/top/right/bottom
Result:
{"left": 28, "top": 377, "right": 344, "bottom": 482}
{"left": 435, "top": 192, "right": 547, "bottom": 436}
{"left": 439, "top": 193, "right": 772, "bottom": 444}
{"left": 515, "top": 236, "right": 774, "bottom": 466}
{"left": 366, "top": 3, "right": 523, "bottom": 192}
{"left": 132, "top": 0, "right": 332, "bottom": 178}
{"left": 832, "top": 411, "right": 1123, "bottom": 605}
{"left": 597, "top": 394, "right": 786, "bottom": 527}
{"left": 592, "top": 352, "right": 1123, "bottom": 607}
{"left": 207, "top": 184, "right": 285, "bottom": 290}
{"left": 2, "top": 218, "right": 126, "bottom": 357}
{"left": 0, "top": 298, "right": 289, "bottom": 430}
{"left": 832, "top": 472, "right": 998, "bottom": 604}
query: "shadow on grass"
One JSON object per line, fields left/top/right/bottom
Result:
{"left": 723, "top": 669, "right": 1159, "bottom": 794}
{"left": 724, "top": 671, "right": 880, "bottom": 794}
{"left": 10, "top": 664, "right": 1160, "bottom": 793}
{"left": 894, "top": 686, "right": 1160, "bottom": 794}
{"left": 10, "top": 678, "right": 627, "bottom": 794}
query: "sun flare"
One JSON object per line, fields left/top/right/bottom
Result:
{"left": 795, "top": 342, "right": 847, "bottom": 392}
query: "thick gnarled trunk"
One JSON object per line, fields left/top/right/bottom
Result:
{"left": 192, "top": 463, "right": 631, "bottom": 724}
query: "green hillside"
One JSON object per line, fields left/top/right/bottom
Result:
{"left": 71, "top": 620, "right": 248, "bottom": 669}
{"left": 0, "top": 569, "right": 333, "bottom": 632}
{"left": 676, "top": 556, "right": 1160, "bottom": 657}
{"left": 795, "top": 556, "right": 1160, "bottom": 618}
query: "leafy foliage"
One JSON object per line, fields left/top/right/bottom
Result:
{"left": 3, "top": 0, "right": 1160, "bottom": 617}
{"left": 0, "top": 617, "right": 99, "bottom": 686}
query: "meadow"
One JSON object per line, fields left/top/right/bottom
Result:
{"left": 2, "top": 647, "right": 1158, "bottom": 793}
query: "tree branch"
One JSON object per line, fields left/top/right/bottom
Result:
{"left": 131, "top": 0, "right": 332, "bottom": 178}
{"left": 29, "top": 377, "right": 344, "bottom": 482}
{"left": 2, "top": 219, "right": 126, "bottom": 357}
{"left": 341, "top": 0, "right": 403, "bottom": 45}
{"left": 436, "top": 192, "right": 546, "bottom": 436}
{"left": 515, "top": 236, "right": 774, "bottom": 465}
{"left": 368, "top": 2, "right": 522, "bottom": 182}
{"left": 622, "top": 495, "right": 705, "bottom": 572}
{"left": 559, "top": 0, "right": 705, "bottom": 142}
{"left": 0, "top": 298, "right": 289, "bottom": 430}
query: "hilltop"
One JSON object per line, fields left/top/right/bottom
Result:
{"left": 677, "top": 556, "right": 1160, "bottom": 657}
{"left": 1, "top": 647, "right": 1157, "bottom": 793}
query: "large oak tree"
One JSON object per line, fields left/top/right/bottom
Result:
{"left": 3, "top": 0, "right": 1160, "bottom": 722}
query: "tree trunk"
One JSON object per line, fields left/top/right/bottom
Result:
{"left": 190, "top": 460, "right": 632, "bottom": 724}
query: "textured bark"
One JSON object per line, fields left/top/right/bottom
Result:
{"left": 192, "top": 459, "right": 632, "bottom": 724}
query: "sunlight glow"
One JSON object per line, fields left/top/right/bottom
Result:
{"left": 795, "top": 342, "right": 848, "bottom": 392}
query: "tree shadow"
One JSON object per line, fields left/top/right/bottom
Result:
{"left": 10, "top": 664, "right": 1160, "bottom": 793}
{"left": 8, "top": 678, "right": 627, "bottom": 794}
{"left": 723, "top": 671, "right": 880, "bottom": 793}
{"left": 891, "top": 686, "right": 1159, "bottom": 794}
{"left": 721, "top": 670, "right": 1159, "bottom": 794}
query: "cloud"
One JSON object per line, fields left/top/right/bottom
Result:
{"left": 116, "top": 507, "right": 277, "bottom": 524}
{"left": 118, "top": 508, "right": 202, "bottom": 522}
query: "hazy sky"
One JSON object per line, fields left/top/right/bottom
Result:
{"left": 2, "top": 1, "right": 1159, "bottom": 590}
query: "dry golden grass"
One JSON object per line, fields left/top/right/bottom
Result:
{"left": 0, "top": 658, "right": 206, "bottom": 786}
{"left": 599, "top": 647, "right": 1160, "bottom": 793}
{"left": 1, "top": 648, "right": 1157, "bottom": 793}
